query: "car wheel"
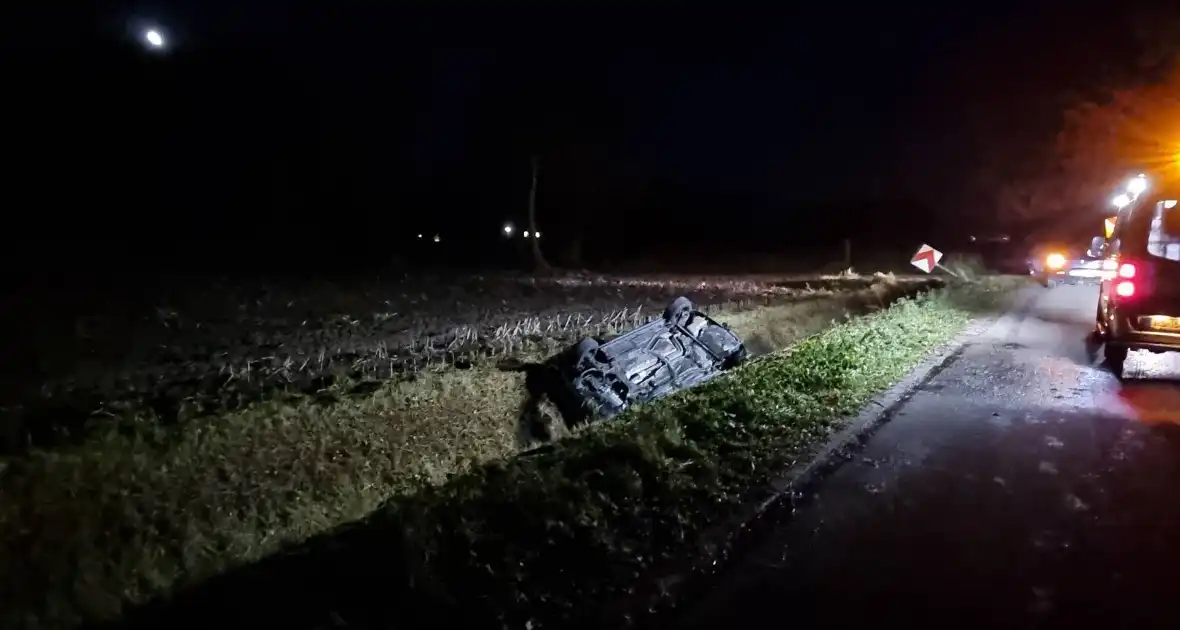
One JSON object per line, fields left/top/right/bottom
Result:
{"left": 573, "top": 338, "right": 600, "bottom": 365}
{"left": 1085, "top": 307, "right": 1104, "bottom": 361}
{"left": 723, "top": 345, "right": 748, "bottom": 370}
{"left": 664, "top": 297, "right": 694, "bottom": 326}
{"left": 1103, "top": 344, "right": 1128, "bottom": 379}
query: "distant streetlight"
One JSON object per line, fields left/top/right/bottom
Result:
{"left": 502, "top": 222, "right": 515, "bottom": 236}
{"left": 534, "top": 231, "right": 541, "bottom": 239}
{"left": 417, "top": 233, "right": 423, "bottom": 239}
{"left": 523, "top": 230, "right": 530, "bottom": 238}
{"left": 433, "top": 234, "right": 441, "bottom": 243}
{"left": 1113, "top": 193, "right": 1132, "bottom": 209}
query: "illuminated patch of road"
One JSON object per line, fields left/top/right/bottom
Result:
{"left": 1096, "top": 350, "right": 1180, "bottom": 425}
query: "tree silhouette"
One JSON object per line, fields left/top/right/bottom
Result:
{"left": 1056, "top": 65, "right": 1180, "bottom": 194}
{"left": 989, "top": 11, "right": 1180, "bottom": 233}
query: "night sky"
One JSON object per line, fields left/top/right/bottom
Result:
{"left": 3, "top": 2, "right": 1150, "bottom": 269}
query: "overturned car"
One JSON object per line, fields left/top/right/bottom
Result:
{"left": 564, "top": 296, "right": 747, "bottom": 419}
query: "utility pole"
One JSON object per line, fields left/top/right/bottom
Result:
{"left": 528, "top": 154, "right": 551, "bottom": 272}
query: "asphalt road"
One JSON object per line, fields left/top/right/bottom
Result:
{"left": 675, "top": 284, "right": 1180, "bottom": 630}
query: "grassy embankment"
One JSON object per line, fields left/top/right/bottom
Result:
{"left": 0, "top": 273, "right": 1021, "bottom": 629}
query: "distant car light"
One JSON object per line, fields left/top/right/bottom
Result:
{"left": 1046, "top": 252, "right": 1067, "bottom": 270}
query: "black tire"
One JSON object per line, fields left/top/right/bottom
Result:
{"left": 573, "top": 338, "right": 600, "bottom": 365}
{"left": 1085, "top": 305, "right": 1105, "bottom": 362}
{"left": 723, "top": 345, "right": 748, "bottom": 370}
{"left": 664, "top": 297, "right": 694, "bottom": 326}
{"left": 1103, "top": 344, "right": 1128, "bottom": 379}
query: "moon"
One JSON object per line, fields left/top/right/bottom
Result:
{"left": 143, "top": 29, "right": 165, "bottom": 49}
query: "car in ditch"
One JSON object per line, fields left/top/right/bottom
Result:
{"left": 564, "top": 296, "right": 747, "bottom": 419}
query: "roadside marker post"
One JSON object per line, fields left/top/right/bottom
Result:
{"left": 910, "top": 244, "right": 942, "bottom": 273}
{"left": 910, "top": 243, "right": 960, "bottom": 278}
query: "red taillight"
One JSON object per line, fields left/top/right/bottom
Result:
{"left": 1113, "top": 259, "right": 1144, "bottom": 299}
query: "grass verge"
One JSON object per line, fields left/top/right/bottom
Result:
{"left": 101, "top": 279, "right": 1021, "bottom": 630}
{"left": 1, "top": 276, "right": 945, "bottom": 630}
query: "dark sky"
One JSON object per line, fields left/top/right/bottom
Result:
{"left": 3, "top": 2, "right": 1145, "bottom": 267}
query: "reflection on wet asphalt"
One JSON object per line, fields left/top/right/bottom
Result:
{"left": 676, "top": 285, "right": 1180, "bottom": 629}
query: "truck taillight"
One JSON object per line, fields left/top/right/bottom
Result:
{"left": 1114, "top": 260, "right": 1140, "bottom": 299}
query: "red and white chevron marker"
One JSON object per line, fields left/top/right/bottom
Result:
{"left": 910, "top": 244, "right": 943, "bottom": 274}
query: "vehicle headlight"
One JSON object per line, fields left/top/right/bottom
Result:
{"left": 1046, "top": 253, "right": 1066, "bottom": 270}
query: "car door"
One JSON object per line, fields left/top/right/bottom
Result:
{"left": 1134, "top": 201, "right": 1180, "bottom": 317}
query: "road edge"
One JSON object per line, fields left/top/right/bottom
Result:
{"left": 632, "top": 285, "right": 1040, "bottom": 628}
{"left": 752, "top": 286, "right": 1038, "bottom": 514}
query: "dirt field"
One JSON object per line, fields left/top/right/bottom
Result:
{"left": 0, "top": 270, "right": 934, "bottom": 454}
{"left": 0, "top": 268, "right": 952, "bottom": 628}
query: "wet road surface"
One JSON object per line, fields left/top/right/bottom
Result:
{"left": 676, "top": 285, "right": 1180, "bottom": 629}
